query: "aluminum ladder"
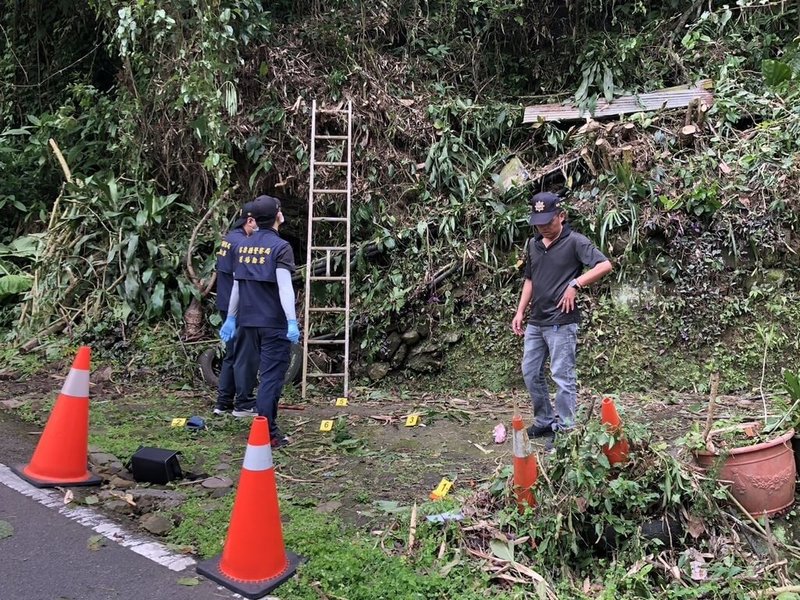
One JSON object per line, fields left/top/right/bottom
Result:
{"left": 301, "top": 99, "right": 352, "bottom": 399}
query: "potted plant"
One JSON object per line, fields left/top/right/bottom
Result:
{"left": 690, "top": 374, "right": 796, "bottom": 517}
{"left": 779, "top": 369, "right": 800, "bottom": 471}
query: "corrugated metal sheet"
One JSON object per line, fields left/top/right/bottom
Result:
{"left": 523, "top": 80, "right": 714, "bottom": 124}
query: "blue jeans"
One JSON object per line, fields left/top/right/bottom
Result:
{"left": 521, "top": 323, "right": 578, "bottom": 432}
{"left": 236, "top": 326, "right": 291, "bottom": 436}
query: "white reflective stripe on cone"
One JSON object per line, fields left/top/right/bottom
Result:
{"left": 512, "top": 432, "right": 528, "bottom": 458}
{"left": 242, "top": 444, "right": 273, "bottom": 471}
{"left": 62, "top": 368, "right": 90, "bottom": 397}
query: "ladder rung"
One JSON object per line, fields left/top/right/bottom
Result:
{"left": 308, "top": 339, "right": 346, "bottom": 345}
{"left": 310, "top": 276, "right": 347, "bottom": 282}
{"left": 312, "top": 217, "right": 348, "bottom": 222}
{"left": 309, "top": 307, "right": 347, "bottom": 313}
{"left": 315, "top": 161, "right": 348, "bottom": 166}
{"left": 307, "top": 372, "right": 346, "bottom": 378}
{"left": 313, "top": 189, "right": 348, "bottom": 194}
{"left": 310, "top": 245, "right": 347, "bottom": 251}
{"left": 316, "top": 109, "right": 348, "bottom": 114}
{"left": 315, "top": 135, "right": 348, "bottom": 140}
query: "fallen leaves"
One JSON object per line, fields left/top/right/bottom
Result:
{"left": 108, "top": 490, "right": 136, "bottom": 506}
{"left": 0, "top": 519, "right": 13, "bottom": 539}
{"left": 465, "top": 544, "right": 557, "bottom": 599}
{"left": 686, "top": 512, "right": 706, "bottom": 539}
{"left": 166, "top": 543, "right": 196, "bottom": 555}
{"left": 373, "top": 500, "right": 410, "bottom": 515}
{"left": 87, "top": 534, "right": 106, "bottom": 551}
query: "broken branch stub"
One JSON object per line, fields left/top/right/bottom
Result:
{"left": 594, "top": 138, "right": 612, "bottom": 171}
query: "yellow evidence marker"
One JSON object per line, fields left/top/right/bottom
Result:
{"left": 430, "top": 478, "right": 453, "bottom": 501}
{"left": 405, "top": 414, "right": 420, "bottom": 427}
{"left": 320, "top": 420, "right": 334, "bottom": 432}
{"left": 170, "top": 418, "right": 187, "bottom": 428}
{"left": 335, "top": 397, "right": 349, "bottom": 407}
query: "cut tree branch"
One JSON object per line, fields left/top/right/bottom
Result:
{"left": 185, "top": 189, "right": 235, "bottom": 297}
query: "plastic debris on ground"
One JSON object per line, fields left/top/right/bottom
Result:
{"left": 493, "top": 423, "right": 507, "bottom": 444}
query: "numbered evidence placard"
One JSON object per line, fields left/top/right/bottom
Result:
{"left": 405, "top": 414, "right": 420, "bottom": 427}
{"left": 429, "top": 478, "right": 453, "bottom": 501}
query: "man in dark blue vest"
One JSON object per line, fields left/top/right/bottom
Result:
{"left": 211, "top": 202, "right": 260, "bottom": 416}
{"left": 219, "top": 195, "right": 300, "bottom": 448}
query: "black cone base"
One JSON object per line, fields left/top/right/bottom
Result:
{"left": 11, "top": 464, "right": 102, "bottom": 488}
{"left": 197, "top": 550, "right": 304, "bottom": 599}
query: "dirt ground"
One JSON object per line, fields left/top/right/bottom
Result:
{"left": 0, "top": 357, "right": 774, "bottom": 532}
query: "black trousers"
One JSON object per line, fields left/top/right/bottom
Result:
{"left": 235, "top": 326, "right": 290, "bottom": 436}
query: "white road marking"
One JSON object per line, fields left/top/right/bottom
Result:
{"left": 0, "top": 462, "right": 196, "bottom": 572}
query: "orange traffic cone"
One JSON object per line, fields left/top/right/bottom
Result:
{"left": 197, "top": 416, "right": 303, "bottom": 598}
{"left": 600, "top": 397, "right": 630, "bottom": 465}
{"left": 511, "top": 415, "right": 538, "bottom": 511}
{"left": 12, "top": 346, "right": 100, "bottom": 487}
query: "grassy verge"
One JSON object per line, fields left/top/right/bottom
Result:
{"left": 3, "top": 336, "right": 800, "bottom": 599}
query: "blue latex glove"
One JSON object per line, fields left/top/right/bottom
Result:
{"left": 220, "top": 316, "right": 237, "bottom": 342}
{"left": 287, "top": 319, "right": 300, "bottom": 344}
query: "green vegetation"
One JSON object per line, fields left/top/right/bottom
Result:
{"left": 1, "top": 1, "right": 799, "bottom": 394}
{"left": 280, "top": 506, "right": 498, "bottom": 600}
{"left": 4, "top": 1, "right": 800, "bottom": 598}
{"left": 7, "top": 359, "right": 800, "bottom": 598}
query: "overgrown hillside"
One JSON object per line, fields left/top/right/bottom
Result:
{"left": 2, "top": 1, "right": 800, "bottom": 393}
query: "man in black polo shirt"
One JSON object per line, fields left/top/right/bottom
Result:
{"left": 511, "top": 192, "right": 612, "bottom": 446}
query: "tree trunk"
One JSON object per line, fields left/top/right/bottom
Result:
{"left": 182, "top": 297, "right": 205, "bottom": 341}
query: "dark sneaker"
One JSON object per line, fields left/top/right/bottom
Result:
{"left": 271, "top": 435, "right": 290, "bottom": 449}
{"left": 232, "top": 407, "right": 258, "bottom": 418}
{"left": 527, "top": 424, "right": 555, "bottom": 438}
{"left": 212, "top": 404, "right": 233, "bottom": 416}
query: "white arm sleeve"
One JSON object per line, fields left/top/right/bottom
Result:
{"left": 276, "top": 268, "right": 296, "bottom": 321}
{"left": 227, "top": 280, "right": 240, "bottom": 318}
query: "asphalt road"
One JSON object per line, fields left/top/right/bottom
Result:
{"left": 0, "top": 411, "right": 241, "bottom": 600}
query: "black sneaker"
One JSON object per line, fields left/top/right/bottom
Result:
{"left": 232, "top": 407, "right": 258, "bottom": 418}
{"left": 271, "top": 434, "right": 290, "bottom": 449}
{"left": 212, "top": 404, "right": 233, "bottom": 416}
{"left": 527, "top": 424, "right": 555, "bottom": 438}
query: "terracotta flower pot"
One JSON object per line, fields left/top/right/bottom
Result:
{"left": 695, "top": 428, "right": 796, "bottom": 517}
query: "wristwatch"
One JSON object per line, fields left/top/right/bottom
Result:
{"left": 568, "top": 278, "right": 581, "bottom": 289}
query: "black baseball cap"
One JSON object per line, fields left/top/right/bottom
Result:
{"left": 529, "top": 192, "right": 561, "bottom": 226}
{"left": 233, "top": 195, "right": 282, "bottom": 228}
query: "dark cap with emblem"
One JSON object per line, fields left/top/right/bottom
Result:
{"left": 529, "top": 192, "right": 561, "bottom": 226}
{"left": 233, "top": 195, "right": 282, "bottom": 228}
